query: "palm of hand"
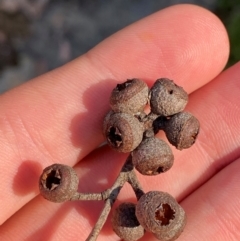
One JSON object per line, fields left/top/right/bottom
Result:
{"left": 0, "top": 4, "right": 239, "bottom": 241}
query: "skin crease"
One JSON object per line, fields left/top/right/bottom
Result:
{"left": 1, "top": 3, "right": 240, "bottom": 241}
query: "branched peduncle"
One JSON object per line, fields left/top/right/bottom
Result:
{"left": 71, "top": 155, "right": 144, "bottom": 241}
{"left": 39, "top": 78, "right": 200, "bottom": 241}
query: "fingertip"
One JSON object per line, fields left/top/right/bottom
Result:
{"left": 88, "top": 4, "right": 229, "bottom": 92}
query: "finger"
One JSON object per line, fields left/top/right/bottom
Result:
{"left": 2, "top": 145, "right": 240, "bottom": 240}
{"left": 164, "top": 60, "right": 240, "bottom": 200}
{"left": 0, "top": 147, "right": 125, "bottom": 241}
{"left": 0, "top": 4, "right": 229, "bottom": 224}
{"left": 178, "top": 158, "right": 240, "bottom": 241}
{"left": 66, "top": 61, "right": 240, "bottom": 205}
{"left": 132, "top": 61, "right": 240, "bottom": 201}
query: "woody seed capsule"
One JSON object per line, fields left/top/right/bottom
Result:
{"left": 164, "top": 112, "right": 200, "bottom": 150}
{"left": 132, "top": 137, "right": 174, "bottom": 175}
{"left": 103, "top": 111, "right": 144, "bottom": 152}
{"left": 39, "top": 164, "right": 79, "bottom": 203}
{"left": 135, "top": 191, "right": 186, "bottom": 241}
{"left": 150, "top": 78, "right": 188, "bottom": 116}
{"left": 111, "top": 202, "right": 145, "bottom": 241}
{"left": 110, "top": 78, "right": 149, "bottom": 114}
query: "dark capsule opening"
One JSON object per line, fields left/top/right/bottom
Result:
{"left": 107, "top": 126, "right": 122, "bottom": 147}
{"left": 153, "top": 116, "right": 168, "bottom": 134}
{"left": 116, "top": 79, "right": 133, "bottom": 91}
{"left": 146, "top": 166, "right": 164, "bottom": 175}
{"left": 156, "top": 166, "right": 164, "bottom": 173}
{"left": 155, "top": 203, "right": 175, "bottom": 226}
{"left": 168, "top": 90, "right": 173, "bottom": 94}
{"left": 45, "top": 169, "right": 61, "bottom": 190}
{"left": 121, "top": 205, "right": 140, "bottom": 228}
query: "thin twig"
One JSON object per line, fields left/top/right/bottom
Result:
{"left": 128, "top": 168, "right": 145, "bottom": 200}
{"left": 86, "top": 198, "right": 112, "bottom": 241}
{"left": 77, "top": 155, "right": 143, "bottom": 241}
{"left": 70, "top": 192, "right": 104, "bottom": 201}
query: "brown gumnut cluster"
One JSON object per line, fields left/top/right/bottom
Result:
{"left": 38, "top": 78, "right": 200, "bottom": 241}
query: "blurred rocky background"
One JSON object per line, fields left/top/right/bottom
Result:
{"left": 0, "top": 0, "right": 238, "bottom": 93}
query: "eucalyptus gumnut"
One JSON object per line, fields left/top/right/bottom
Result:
{"left": 132, "top": 137, "right": 174, "bottom": 175}
{"left": 135, "top": 191, "right": 186, "bottom": 241}
{"left": 39, "top": 164, "right": 79, "bottom": 203}
{"left": 103, "top": 111, "right": 144, "bottom": 152}
{"left": 111, "top": 202, "right": 145, "bottom": 241}
{"left": 110, "top": 78, "right": 149, "bottom": 114}
{"left": 150, "top": 78, "right": 188, "bottom": 116}
{"left": 163, "top": 112, "right": 200, "bottom": 150}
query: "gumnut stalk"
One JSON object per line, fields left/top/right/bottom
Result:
{"left": 111, "top": 202, "right": 145, "bottom": 241}
{"left": 39, "top": 164, "right": 79, "bottom": 203}
{"left": 132, "top": 137, "right": 174, "bottom": 175}
{"left": 103, "top": 111, "right": 144, "bottom": 152}
{"left": 135, "top": 191, "right": 186, "bottom": 241}
{"left": 110, "top": 78, "right": 149, "bottom": 114}
{"left": 150, "top": 78, "right": 188, "bottom": 116}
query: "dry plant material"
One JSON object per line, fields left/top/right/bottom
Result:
{"left": 110, "top": 78, "right": 149, "bottom": 114}
{"left": 39, "top": 164, "right": 79, "bottom": 203}
{"left": 103, "top": 111, "right": 144, "bottom": 152}
{"left": 39, "top": 78, "right": 200, "bottom": 241}
{"left": 111, "top": 202, "right": 145, "bottom": 241}
{"left": 150, "top": 78, "right": 188, "bottom": 116}
{"left": 132, "top": 137, "right": 174, "bottom": 175}
{"left": 136, "top": 191, "right": 186, "bottom": 241}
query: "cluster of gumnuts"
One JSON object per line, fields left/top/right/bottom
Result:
{"left": 39, "top": 78, "right": 200, "bottom": 241}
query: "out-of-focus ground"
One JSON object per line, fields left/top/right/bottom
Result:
{"left": 0, "top": 0, "right": 236, "bottom": 93}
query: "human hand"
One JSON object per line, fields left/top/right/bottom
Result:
{"left": 0, "top": 4, "right": 238, "bottom": 241}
